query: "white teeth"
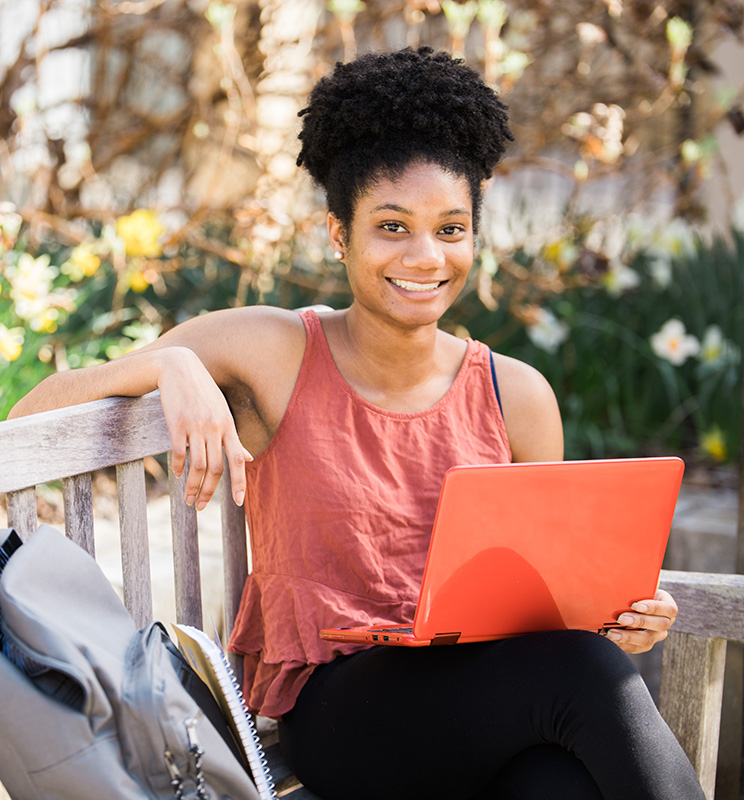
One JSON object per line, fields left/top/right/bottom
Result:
{"left": 390, "top": 278, "right": 441, "bottom": 292}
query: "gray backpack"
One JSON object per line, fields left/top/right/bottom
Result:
{"left": 0, "top": 524, "right": 266, "bottom": 799}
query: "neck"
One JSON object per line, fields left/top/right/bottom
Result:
{"left": 318, "top": 304, "right": 463, "bottom": 413}
{"left": 350, "top": 302, "right": 440, "bottom": 371}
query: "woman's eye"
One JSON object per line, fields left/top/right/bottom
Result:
{"left": 440, "top": 224, "right": 465, "bottom": 236}
{"left": 380, "top": 221, "right": 406, "bottom": 233}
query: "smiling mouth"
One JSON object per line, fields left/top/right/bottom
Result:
{"left": 388, "top": 278, "right": 445, "bottom": 292}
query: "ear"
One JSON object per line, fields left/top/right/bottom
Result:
{"left": 327, "top": 212, "right": 346, "bottom": 256}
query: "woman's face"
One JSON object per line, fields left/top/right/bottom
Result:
{"left": 329, "top": 161, "right": 474, "bottom": 331}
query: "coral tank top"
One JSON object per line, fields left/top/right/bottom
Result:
{"left": 228, "top": 310, "right": 512, "bottom": 718}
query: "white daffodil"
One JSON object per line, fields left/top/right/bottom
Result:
{"left": 0, "top": 211, "right": 23, "bottom": 254}
{"left": 651, "top": 218, "right": 696, "bottom": 261}
{"left": 699, "top": 325, "right": 740, "bottom": 367}
{"left": 650, "top": 319, "right": 700, "bottom": 366}
{"left": 647, "top": 257, "right": 672, "bottom": 289}
{"left": 526, "top": 308, "right": 569, "bottom": 354}
{"left": 6, "top": 253, "right": 56, "bottom": 322}
{"left": 603, "top": 261, "right": 641, "bottom": 296}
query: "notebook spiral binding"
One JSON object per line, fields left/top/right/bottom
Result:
{"left": 224, "top": 655, "right": 277, "bottom": 800}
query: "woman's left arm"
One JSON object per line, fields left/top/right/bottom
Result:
{"left": 492, "top": 353, "right": 564, "bottom": 464}
{"left": 603, "top": 589, "right": 678, "bottom": 654}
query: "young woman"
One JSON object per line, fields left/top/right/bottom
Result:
{"left": 11, "top": 48, "right": 703, "bottom": 800}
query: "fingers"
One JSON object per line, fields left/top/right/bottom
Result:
{"left": 182, "top": 434, "right": 252, "bottom": 510}
{"left": 169, "top": 414, "right": 252, "bottom": 510}
{"left": 156, "top": 349, "right": 252, "bottom": 509}
{"left": 170, "top": 428, "right": 188, "bottom": 483}
{"left": 186, "top": 435, "right": 221, "bottom": 510}
{"left": 604, "top": 589, "right": 679, "bottom": 654}
{"left": 224, "top": 438, "right": 253, "bottom": 507}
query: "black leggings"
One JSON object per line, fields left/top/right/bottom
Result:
{"left": 278, "top": 631, "right": 704, "bottom": 800}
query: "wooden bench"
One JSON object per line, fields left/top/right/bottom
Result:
{"left": 0, "top": 391, "right": 742, "bottom": 799}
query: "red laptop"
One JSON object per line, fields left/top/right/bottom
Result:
{"left": 320, "top": 457, "right": 684, "bottom": 647}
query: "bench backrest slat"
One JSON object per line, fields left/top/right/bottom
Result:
{"left": 220, "top": 460, "right": 249, "bottom": 645}
{"left": 6, "top": 487, "right": 38, "bottom": 541}
{"left": 117, "top": 459, "right": 154, "bottom": 628}
{"left": 168, "top": 454, "right": 203, "bottom": 629}
{"left": 62, "top": 474, "right": 95, "bottom": 555}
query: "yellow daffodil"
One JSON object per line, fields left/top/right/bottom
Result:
{"left": 128, "top": 269, "right": 150, "bottom": 293}
{"left": 116, "top": 210, "right": 165, "bottom": 258}
{"left": 31, "top": 308, "right": 59, "bottom": 334}
{"left": 700, "top": 427, "right": 727, "bottom": 463}
{"left": 62, "top": 244, "right": 101, "bottom": 282}
{"left": 543, "top": 239, "right": 579, "bottom": 272}
{"left": 0, "top": 324, "right": 24, "bottom": 362}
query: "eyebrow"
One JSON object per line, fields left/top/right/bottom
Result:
{"left": 371, "top": 203, "right": 471, "bottom": 217}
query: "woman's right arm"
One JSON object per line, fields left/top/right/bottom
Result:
{"left": 9, "top": 344, "right": 251, "bottom": 509}
{"left": 8, "top": 307, "right": 305, "bottom": 509}
{"left": 8, "top": 345, "right": 187, "bottom": 418}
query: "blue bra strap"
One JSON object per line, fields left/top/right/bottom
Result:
{"left": 489, "top": 350, "right": 503, "bottom": 413}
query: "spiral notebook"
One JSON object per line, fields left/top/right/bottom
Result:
{"left": 173, "top": 623, "right": 276, "bottom": 800}
{"left": 320, "top": 457, "right": 685, "bottom": 647}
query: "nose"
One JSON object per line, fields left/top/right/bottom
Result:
{"left": 400, "top": 232, "right": 445, "bottom": 271}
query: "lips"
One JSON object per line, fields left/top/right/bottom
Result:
{"left": 388, "top": 278, "right": 444, "bottom": 292}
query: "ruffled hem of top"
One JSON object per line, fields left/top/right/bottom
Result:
{"left": 228, "top": 572, "right": 417, "bottom": 717}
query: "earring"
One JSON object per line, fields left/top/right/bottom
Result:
{"left": 334, "top": 251, "right": 344, "bottom": 260}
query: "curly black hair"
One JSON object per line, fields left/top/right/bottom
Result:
{"left": 296, "top": 46, "right": 513, "bottom": 238}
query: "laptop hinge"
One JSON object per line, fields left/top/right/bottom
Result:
{"left": 432, "top": 633, "right": 461, "bottom": 645}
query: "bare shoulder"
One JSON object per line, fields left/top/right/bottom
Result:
{"left": 157, "top": 305, "right": 307, "bottom": 387}
{"left": 157, "top": 305, "right": 312, "bottom": 443}
{"left": 491, "top": 352, "right": 564, "bottom": 463}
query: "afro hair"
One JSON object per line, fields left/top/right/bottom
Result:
{"left": 296, "top": 46, "right": 513, "bottom": 236}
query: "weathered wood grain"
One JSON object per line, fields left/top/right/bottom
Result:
{"left": 116, "top": 459, "right": 153, "bottom": 628}
{"left": 5, "top": 487, "right": 37, "bottom": 540}
{"left": 220, "top": 457, "right": 248, "bottom": 644}
{"left": 659, "top": 570, "right": 744, "bottom": 642}
{"left": 63, "top": 473, "right": 95, "bottom": 556}
{"left": 0, "top": 392, "right": 170, "bottom": 492}
{"left": 660, "top": 632, "right": 727, "bottom": 800}
{"left": 168, "top": 452, "right": 202, "bottom": 628}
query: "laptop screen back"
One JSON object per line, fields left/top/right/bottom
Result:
{"left": 414, "top": 458, "right": 684, "bottom": 641}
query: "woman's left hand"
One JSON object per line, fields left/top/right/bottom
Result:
{"left": 604, "top": 589, "right": 678, "bottom": 654}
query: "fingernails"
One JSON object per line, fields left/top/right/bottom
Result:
{"left": 197, "top": 500, "right": 207, "bottom": 511}
{"left": 234, "top": 491, "right": 245, "bottom": 507}
{"left": 606, "top": 630, "right": 621, "bottom": 640}
{"left": 618, "top": 614, "right": 635, "bottom": 626}
{"left": 185, "top": 495, "right": 195, "bottom": 506}
{"left": 632, "top": 603, "right": 649, "bottom": 613}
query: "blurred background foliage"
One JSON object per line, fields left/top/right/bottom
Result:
{"left": 0, "top": 0, "right": 742, "bottom": 467}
